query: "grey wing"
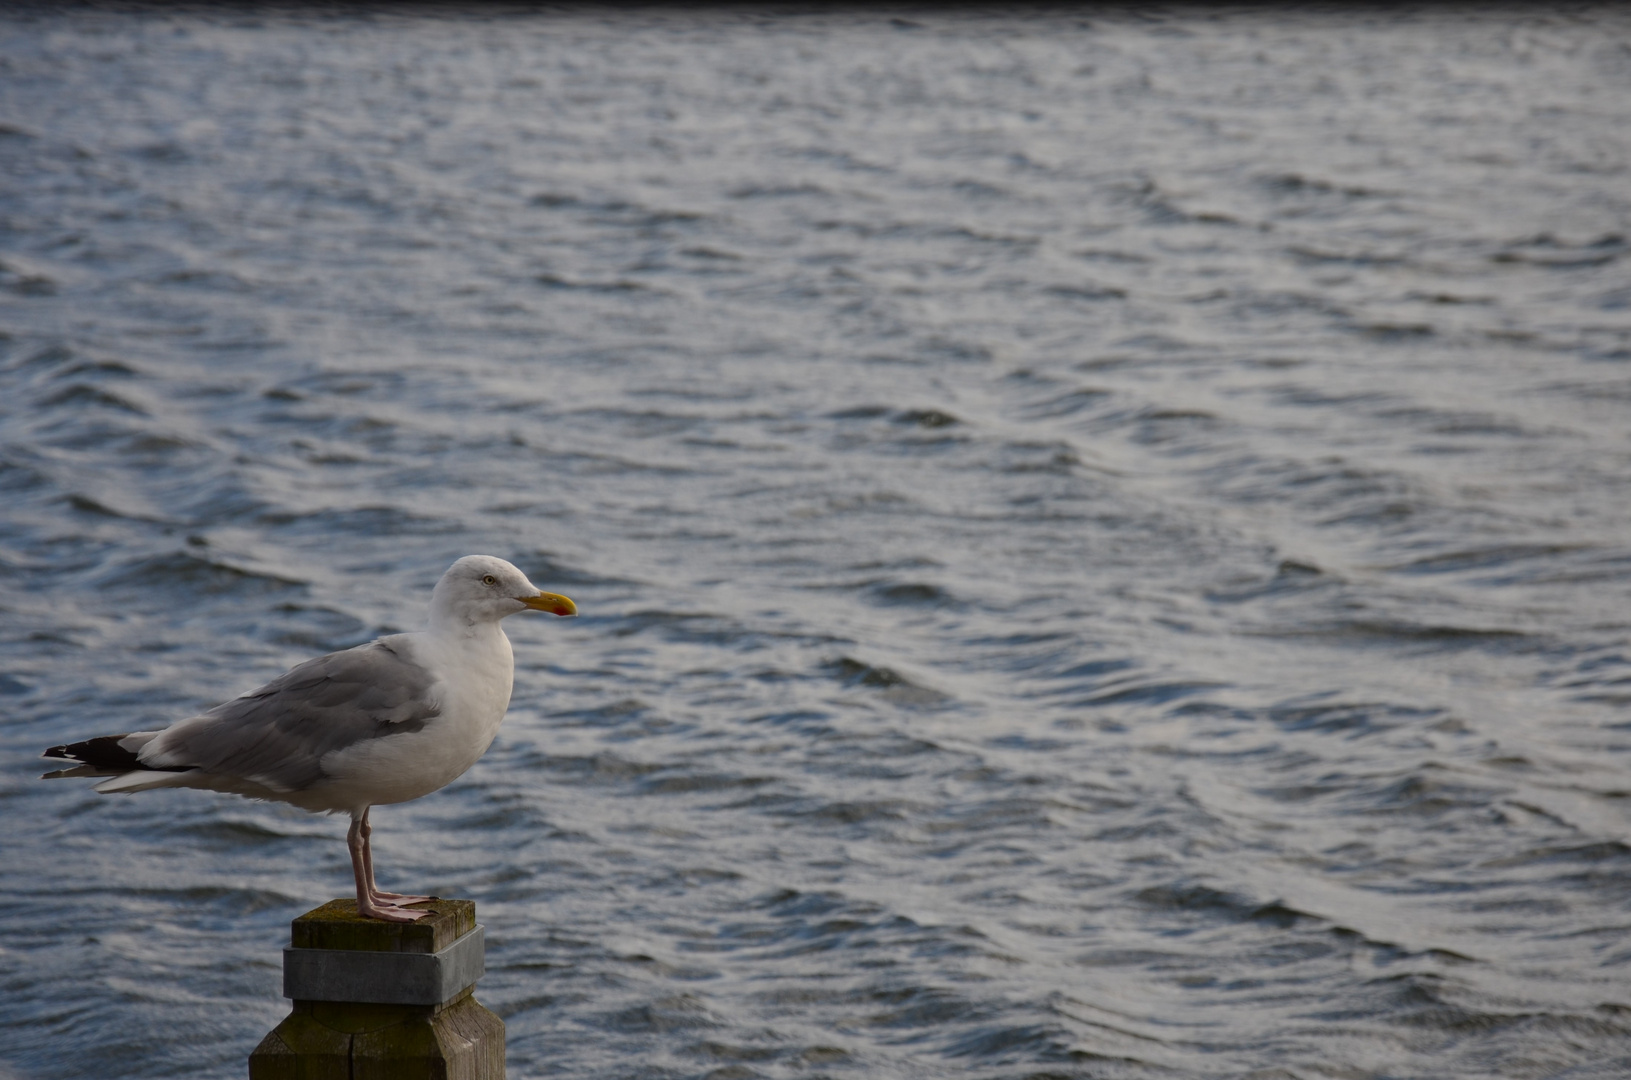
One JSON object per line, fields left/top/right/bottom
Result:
{"left": 143, "top": 639, "right": 441, "bottom": 791}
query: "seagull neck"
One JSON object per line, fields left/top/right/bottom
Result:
{"left": 424, "top": 613, "right": 509, "bottom": 646}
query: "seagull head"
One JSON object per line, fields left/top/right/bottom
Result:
{"left": 430, "top": 555, "right": 577, "bottom": 628}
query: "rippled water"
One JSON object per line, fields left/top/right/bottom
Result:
{"left": 3, "top": 7, "right": 1631, "bottom": 1079}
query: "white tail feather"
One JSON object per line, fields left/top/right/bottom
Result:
{"left": 94, "top": 771, "right": 197, "bottom": 795}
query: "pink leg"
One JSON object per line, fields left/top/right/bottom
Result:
{"left": 359, "top": 807, "right": 435, "bottom": 906}
{"left": 348, "top": 810, "right": 428, "bottom": 922}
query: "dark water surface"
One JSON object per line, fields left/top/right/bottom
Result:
{"left": 3, "top": 7, "right": 1631, "bottom": 1078}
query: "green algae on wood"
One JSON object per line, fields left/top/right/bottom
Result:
{"left": 290, "top": 898, "right": 475, "bottom": 954}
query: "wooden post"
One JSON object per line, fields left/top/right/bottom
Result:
{"left": 249, "top": 899, "right": 505, "bottom": 1080}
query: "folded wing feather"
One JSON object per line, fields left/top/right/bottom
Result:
{"left": 139, "top": 638, "right": 442, "bottom": 792}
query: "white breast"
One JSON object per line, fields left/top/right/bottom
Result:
{"left": 308, "top": 626, "right": 515, "bottom": 812}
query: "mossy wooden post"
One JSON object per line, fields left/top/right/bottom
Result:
{"left": 249, "top": 899, "right": 505, "bottom": 1080}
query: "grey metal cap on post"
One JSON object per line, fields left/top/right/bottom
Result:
{"left": 283, "top": 924, "right": 486, "bottom": 1005}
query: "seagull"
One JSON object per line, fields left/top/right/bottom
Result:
{"left": 41, "top": 555, "right": 576, "bottom": 922}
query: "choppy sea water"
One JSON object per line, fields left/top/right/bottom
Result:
{"left": 2, "top": 6, "right": 1631, "bottom": 1078}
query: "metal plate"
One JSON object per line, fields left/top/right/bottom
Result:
{"left": 283, "top": 924, "right": 485, "bottom": 1005}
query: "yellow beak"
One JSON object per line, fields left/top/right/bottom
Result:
{"left": 520, "top": 591, "right": 577, "bottom": 616}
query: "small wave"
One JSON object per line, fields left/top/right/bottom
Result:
{"left": 1205, "top": 559, "right": 1336, "bottom": 603}
{"left": 122, "top": 883, "right": 301, "bottom": 915}
{"left": 1073, "top": 247, "right": 1151, "bottom": 265}
{"left": 131, "top": 140, "right": 188, "bottom": 164}
{"left": 1287, "top": 244, "right": 1409, "bottom": 267}
{"left": 1022, "top": 388, "right": 1112, "bottom": 420}
{"left": 945, "top": 1022, "right": 1137, "bottom": 1067}
{"left": 728, "top": 182, "right": 832, "bottom": 200}
{"left": 263, "top": 603, "right": 373, "bottom": 652}
{"left": 612, "top": 609, "right": 755, "bottom": 647}
{"left": 535, "top": 273, "right": 655, "bottom": 294}
{"left": 1068, "top": 676, "right": 1224, "bottom": 709}
{"left": 829, "top": 405, "right": 892, "bottom": 420}
{"left": 636, "top": 772, "right": 773, "bottom": 796}
{"left": 1349, "top": 320, "right": 1437, "bottom": 341}
{"left": 1050, "top": 657, "right": 1138, "bottom": 683}
{"left": 825, "top": 657, "right": 949, "bottom": 705}
{"left": 60, "top": 493, "right": 163, "bottom": 522}
{"left": 1113, "top": 177, "right": 1242, "bottom": 227}
{"left": 1362, "top": 768, "right": 1504, "bottom": 819}
{"left": 55, "top": 358, "right": 139, "bottom": 380}
{"left": 601, "top": 993, "right": 722, "bottom": 1034}
{"left": 447, "top": 803, "right": 555, "bottom": 832}
{"left": 1482, "top": 840, "right": 1631, "bottom": 869}
{"left": 505, "top": 551, "right": 628, "bottom": 588}
{"left": 995, "top": 439, "right": 1086, "bottom": 474}
{"left": 860, "top": 983, "right": 986, "bottom": 1029}
{"left": 1043, "top": 282, "right": 1127, "bottom": 302}
{"left": 93, "top": 551, "right": 307, "bottom": 598}
{"left": 155, "top": 267, "right": 252, "bottom": 293}
{"left": 166, "top": 818, "right": 320, "bottom": 846}
{"left": 564, "top": 407, "right": 707, "bottom": 439}
{"left": 896, "top": 408, "right": 960, "bottom": 428}
{"left": 0, "top": 259, "right": 57, "bottom": 297}
{"left": 677, "top": 245, "right": 744, "bottom": 261}
{"left": 1260, "top": 171, "right": 1388, "bottom": 199}
{"left": 537, "top": 699, "right": 658, "bottom": 733}
{"left": 1288, "top": 620, "right": 1532, "bottom": 650}
{"left": 1134, "top": 881, "right": 1281, "bottom": 923}
{"left": 862, "top": 579, "right": 960, "bottom": 609}
{"left": 253, "top": 504, "right": 458, "bottom": 538}
{"left": 1266, "top": 699, "right": 1442, "bottom": 737}
{"left": 1490, "top": 232, "right": 1623, "bottom": 268}
{"left": 38, "top": 384, "right": 148, "bottom": 415}
{"left": 1388, "top": 544, "right": 1590, "bottom": 576}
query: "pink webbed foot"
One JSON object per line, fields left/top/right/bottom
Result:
{"left": 356, "top": 898, "right": 431, "bottom": 922}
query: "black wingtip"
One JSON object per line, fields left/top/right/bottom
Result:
{"left": 39, "top": 734, "right": 142, "bottom": 775}
{"left": 39, "top": 733, "right": 195, "bottom": 780}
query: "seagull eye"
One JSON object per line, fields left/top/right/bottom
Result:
{"left": 481, "top": 574, "right": 498, "bottom": 587}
